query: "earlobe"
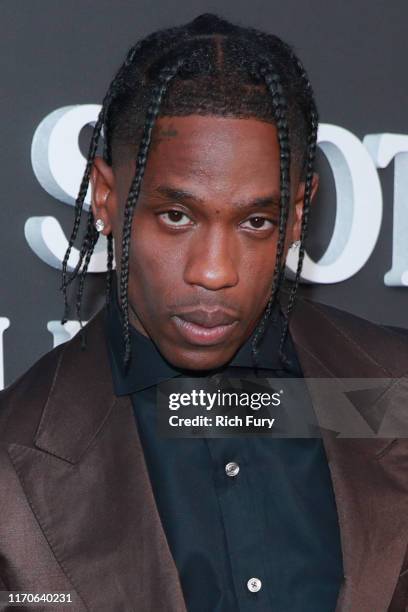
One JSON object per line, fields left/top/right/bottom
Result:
{"left": 291, "top": 201, "right": 303, "bottom": 243}
{"left": 90, "top": 156, "right": 116, "bottom": 235}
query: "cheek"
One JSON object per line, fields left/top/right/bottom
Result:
{"left": 127, "top": 222, "right": 182, "bottom": 306}
{"left": 239, "top": 247, "right": 277, "bottom": 307}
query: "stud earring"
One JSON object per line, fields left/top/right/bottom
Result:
{"left": 290, "top": 240, "right": 300, "bottom": 249}
{"left": 95, "top": 218, "right": 105, "bottom": 232}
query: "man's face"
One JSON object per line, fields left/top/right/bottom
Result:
{"left": 91, "top": 115, "right": 313, "bottom": 371}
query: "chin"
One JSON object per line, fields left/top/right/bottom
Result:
{"left": 164, "top": 345, "right": 234, "bottom": 372}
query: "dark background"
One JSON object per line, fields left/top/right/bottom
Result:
{"left": 1, "top": 0, "right": 407, "bottom": 387}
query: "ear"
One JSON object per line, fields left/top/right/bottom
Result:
{"left": 90, "top": 156, "right": 117, "bottom": 235}
{"left": 291, "top": 172, "right": 319, "bottom": 243}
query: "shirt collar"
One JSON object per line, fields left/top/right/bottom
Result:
{"left": 105, "top": 274, "right": 300, "bottom": 395}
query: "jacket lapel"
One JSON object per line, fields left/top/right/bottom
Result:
{"left": 7, "top": 309, "right": 187, "bottom": 612}
{"left": 289, "top": 296, "right": 408, "bottom": 612}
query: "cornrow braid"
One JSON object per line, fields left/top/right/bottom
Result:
{"left": 75, "top": 223, "right": 99, "bottom": 347}
{"left": 119, "top": 59, "right": 185, "bottom": 369}
{"left": 277, "top": 111, "right": 318, "bottom": 355}
{"left": 60, "top": 39, "right": 146, "bottom": 325}
{"left": 249, "top": 59, "right": 291, "bottom": 372}
{"left": 278, "top": 56, "right": 319, "bottom": 362}
{"left": 60, "top": 109, "right": 104, "bottom": 324}
{"left": 105, "top": 233, "right": 114, "bottom": 305}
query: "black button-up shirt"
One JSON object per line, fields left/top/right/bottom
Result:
{"left": 105, "top": 283, "right": 344, "bottom": 611}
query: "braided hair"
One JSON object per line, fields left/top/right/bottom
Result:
{"left": 61, "top": 13, "right": 319, "bottom": 371}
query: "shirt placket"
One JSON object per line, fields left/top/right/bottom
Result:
{"left": 205, "top": 435, "right": 274, "bottom": 612}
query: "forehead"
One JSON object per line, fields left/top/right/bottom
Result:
{"left": 150, "top": 115, "right": 279, "bottom": 180}
{"left": 114, "top": 115, "right": 281, "bottom": 201}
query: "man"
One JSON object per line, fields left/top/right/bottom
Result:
{"left": 0, "top": 13, "right": 407, "bottom": 612}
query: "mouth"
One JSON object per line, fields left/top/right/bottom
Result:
{"left": 171, "top": 310, "right": 239, "bottom": 346}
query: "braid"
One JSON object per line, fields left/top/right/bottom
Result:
{"left": 278, "top": 55, "right": 319, "bottom": 363}
{"left": 60, "top": 39, "right": 145, "bottom": 325}
{"left": 63, "top": 205, "right": 97, "bottom": 289}
{"left": 60, "top": 110, "right": 104, "bottom": 324}
{"left": 279, "top": 111, "right": 318, "bottom": 350}
{"left": 119, "top": 59, "right": 185, "bottom": 369}
{"left": 75, "top": 224, "right": 99, "bottom": 349}
{"left": 105, "top": 233, "right": 114, "bottom": 305}
{"left": 249, "top": 60, "right": 291, "bottom": 371}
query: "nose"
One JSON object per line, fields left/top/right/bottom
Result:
{"left": 183, "top": 225, "right": 239, "bottom": 291}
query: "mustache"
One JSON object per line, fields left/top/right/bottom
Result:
{"left": 167, "top": 298, "right": 240, "bottom": 314}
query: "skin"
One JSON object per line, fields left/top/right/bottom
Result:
{"left": 90, "top": 115, "right": 318, "bottom": 371}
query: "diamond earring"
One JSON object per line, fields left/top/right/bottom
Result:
{"left": 95, "top": 218, "right": 105, "bottom": 232}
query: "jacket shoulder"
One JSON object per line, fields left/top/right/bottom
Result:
{"left": 0, "top": 308, "right": 106, "bottom": 445}
{"left": 297, "top": 295, "right": 408, "bottom": 376}
{"left": 0, "top": 342, "right": 65, "bottom": 444}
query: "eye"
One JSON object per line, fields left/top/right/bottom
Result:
{"left": 241, "top": 216, "right": 276, "bottom": 231}
{"left": 158, "top": 210, "right": 192, "bottom": 227}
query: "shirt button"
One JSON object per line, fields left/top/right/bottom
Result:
{"left": 247, "top": 577, "right": 262, "bottom": 593}
{"left": 225, "top": 461, "right": 240, "bottom": 477}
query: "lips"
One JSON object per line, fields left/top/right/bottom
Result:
{"left": 171, "top": 308, "right": 239, "bottom": 346}
{"left": 174, "top": 308, "right": 238, "bottom": 328}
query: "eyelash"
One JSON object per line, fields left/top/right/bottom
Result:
{"left": 158, "top": 210, "right": 277, "bottom": 231}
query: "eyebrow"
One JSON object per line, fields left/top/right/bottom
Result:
{"left": 153, "top": 185, "right": 281, "bottom": 210}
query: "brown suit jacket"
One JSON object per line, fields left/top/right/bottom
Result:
{"left": 1, "top": 296, "right": 408, "bottom": 612}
